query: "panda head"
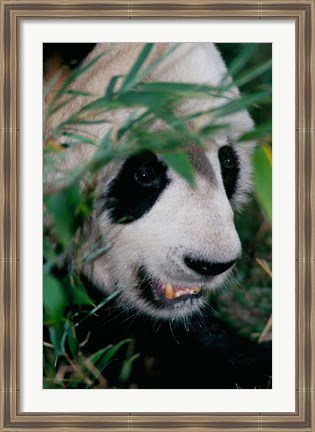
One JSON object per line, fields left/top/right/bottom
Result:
{"left": 44, "top": 42, "right": 255, "bottom": 321}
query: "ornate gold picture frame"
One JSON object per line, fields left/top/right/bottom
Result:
{"left": 0, "top": 1, "right": 314, "bottom": 430}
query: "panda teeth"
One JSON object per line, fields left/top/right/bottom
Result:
{"left": 164, "top": 283, "right": 175, "bottom": 300}
{"left": 192, "top": 287, "right": 201, "bottom": 294}
{"left": 163, "top": 283, "right": 201, "bottom": 300}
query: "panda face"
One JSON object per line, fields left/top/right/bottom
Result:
{"left": 84, "top": 139, "right": 250, "bottom": 321}
{"left": 44, "top": 42, "right": 255, "bottom": 321}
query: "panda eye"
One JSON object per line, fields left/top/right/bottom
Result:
{"left": 134, "top": 166, "right": 157, "bottom": 187}
{"left": 219, "top": 145, "right": 236, "bottom": 169}
{"left": 218, "top": 145, "right": 240, "bottom": 199}
{"left": 221, "top": 155, "right": 234, "bottom": 168}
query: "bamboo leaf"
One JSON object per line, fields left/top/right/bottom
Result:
{"left": 75, "top": 290, "right": 122, "bottom": 327}
{"left": 252, "top": 145, "right": 272, "bottom": 224}
{"left": 120, "top": 43, "right": 154, "bottom": 92}
{"left": 87, "top": 345, "right": 113, "bottom": 367}
{"left": 136, "top": 81, "right": 227, "bottom": 98}
{"left": 43, "top": 69, "right": 63, "bottom": 97}
{"left": 219, "top": 44, "right": 258, "bottom": 84}
{"left": 212, "top": 89, "right": 271, "bottom": 118}
{"left": 119, "top": 353, "right": 140, "bottom": 384}
{"left": 105, "top": 75, "right": 121, "bottom": 98}
{"left": 67, "top": 323, "right": 79, "bottom": 357}
{"left": 120, "top": 43, "right": 180, "bottom": 93}
{"left": 234, "top": 59, "right": 272, "bottom": 88}
{"left": 161, "top": 152, "right": 195, "bottom": 187}
{"left": 65, "top": 89, "right": 92, "bottom": 97}
{"left": 87, "top": 339, "right": 132, "bottom": 374}
{"left": 238, "top": 121, "right": 272, "bottom": 142}
{"left": 43, "top": 274, "right": 68, "bottom": 324}
{"left": 62, "top": 131, "right": 96, "bottom": 145}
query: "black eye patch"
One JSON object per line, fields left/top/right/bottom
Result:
{"left": 104, "top": 151, "right": 170, "bottom": 224}
{"left": 218, "top": 145, "right": 240, "bottom": 199}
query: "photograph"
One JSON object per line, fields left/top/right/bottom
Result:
{"left": 43, "top": 42, "right": 272, "bottom": 390}
{"left": 1, "top": 0, "right": 314, "bottom": 429}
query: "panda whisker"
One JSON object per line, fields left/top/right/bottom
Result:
{"left": 169, "top": 320, "right": 181, "bottom": 345}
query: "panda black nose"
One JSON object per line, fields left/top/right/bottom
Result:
{"left": 184, "top": 256, "right": 237, "bottom": 277}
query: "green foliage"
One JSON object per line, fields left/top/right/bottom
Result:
{"left": 43, "top": 42, "right": 272, "bottom": 388}
{"left": 253, "top": 145, "right": 272, "bottom": 224}
{"left": 43, "top": 274, "right": 67, "bottom": 324}
{"left": 45, "top": 185, "right": 83, "bottom": 249}
{"left": 214, "top": 43, "right": 272, "bottom": 340}
{"left": 161, "top": 152, "right": 195, "bottom": 187}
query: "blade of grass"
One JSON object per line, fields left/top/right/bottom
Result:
{"left": 65, "top": 89, "right": 92, "bottom": 97}
{"left": 75, "top": 289, "right": 122, "bottom": 327}
{"left": 119, "top": 43, "right": 180, "bottom": 94}
{"left": 136, "top": 81, "right": 228, "bottom": 98}
{"left": 219, "top": 44, "right": 258, "bottom": 85}
{"left": 88, "top": 339, "right": 132, "bottom": 373}
{"left": 238, "top": 121, "right": 272, "bottom": 142}
{"left": 234, "top": 59, "right": 272, "bottom": 89}
{"left": 43, "top": 69, "right": 63, "bottom": 97}
{"left": 119, "top": 353, "right": 140, "bottom": 384}
{"left": 105, "top": 75, "right": 122, "bottom": 98}
{"left": 120, "top": 43, "right": 154, "bottom": 93}
{"left": 62, "top": 132, "right": 96, "bottom": 145}
{"left": 212, "top": 89, "right": 271, "bottom": 118}
{"left": 252, "top": 145, "right": 272, "bottom": 224}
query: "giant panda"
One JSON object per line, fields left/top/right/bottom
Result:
{"left": 44, "top": 43, "right": 271, "bottom": 389}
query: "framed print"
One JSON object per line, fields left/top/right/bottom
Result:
{"left": 0, "top": 1, "right": 314, "bottom": 431}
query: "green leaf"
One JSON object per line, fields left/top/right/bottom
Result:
{"left": 238, "top": 121, "right": 272, "bottom": 142}
{"left": 252, "top": 145, "right": 272, "bottom": 224}
{"left": 64, "top": 274, "right": 93, "bottom": 306}
{"left": 136, "top": 81, "right": 226, "bottom": 98}
{"left": 119, "top": 353, "right": 140, "bottom": 385}
{"left": 117, "top": 110, "right": 154, "bottom": 140}
{"left": 136, "top": 44, "right": 180, "bottom": 87}
{"left": 48, "top": 325, "right": 65, "bottom": 356}
{"left": 234, "top": 59, "right": 272, "bottom": 89}
{"left": 120, "top": 43, "right": 180, "bottom": 94}
{"left": 65, "top": 89, "right": 92, "bottom": 97}
{"left": 62, "top": 131, "right": 96, "bottom": 145}
{"left": 45, "top": 185, "right": 86, "bottom": 249}
{"left": 212, "top": 89, "right": 271, "bottom": 118}
{"left": 105, "top": 75, "right": 121, "bottom": 98}
{"left": 120, "top": 43, "right": 154, "bottom": 92}
{"left": 118, "top": 90, "right": 172, "bottom": 109}
{"left": 67, "top": 323, "right": 79, "bottom": 357}
{"left": 199, "top": 123, "right": 228, "bottom": 137}
{"left": 43, "top": 274, "right": 68, "bottom": 324}
{"left": 88, "top": 339, "right": 132, "bottom": 374}
{"left": 220, "top": 44, "right": 258, "bottom": 84}
{"left": 43, "top": 69, "right": 63, "bottom": 97}
{"left": 44, "top": 182, "right": 93, "bottom": 249}
{"left": 75, "top": 290, "right": 122, "bottom": 327}
{"left": 161, "top": 152, "right": 195, "bottom": 187}
{"left": 87, "top": 345, "right": 113, "bottom": 367}
{"left": 49, "top": 98, "right": 78, "bottom": 116}
{"left": 81, "top": 243, "right": 111, "bottom": 264}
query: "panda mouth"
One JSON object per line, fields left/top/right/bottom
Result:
{"left": 138, "top": 268, "right": 203, "bottom": 307}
